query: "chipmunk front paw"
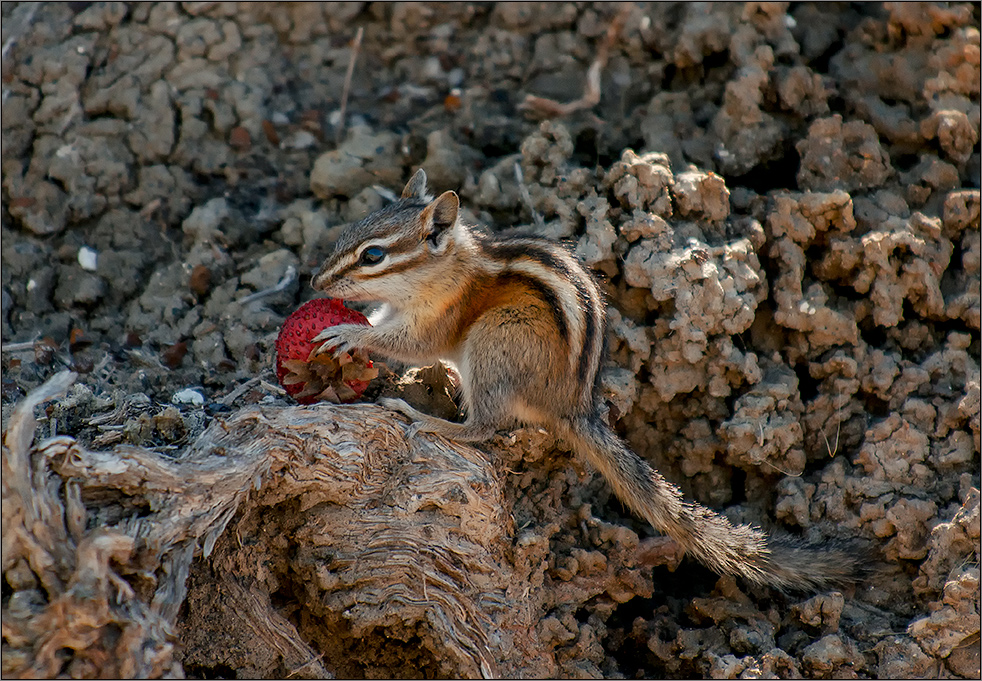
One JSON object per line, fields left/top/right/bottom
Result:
{"left": 313, "top": 324, "right": 369, "bottom": 357}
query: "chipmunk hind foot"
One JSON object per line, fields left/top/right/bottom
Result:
{"left": 379, "top": 397, "right": 497, "bottom": 441}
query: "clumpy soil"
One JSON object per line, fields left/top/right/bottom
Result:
{"left": 1, "top": 2, "right": 980, "bottom": 679}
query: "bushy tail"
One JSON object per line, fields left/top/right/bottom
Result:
{"left": 559, "top": 416, "right": 862, "bottom": 592}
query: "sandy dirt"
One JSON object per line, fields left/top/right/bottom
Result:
{"left": 2, "top": 2, "right": 980, "bottom": 678}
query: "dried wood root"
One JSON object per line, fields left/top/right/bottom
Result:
{"left": 2, "top": 371, "right": 180, "bottom": 678}
{"left": 0, "top": 372, "right": 518, "bottom": 678}
{"left": 3, "top": 371, "right": 677, "bottom": 678}
{"left": 519, "top": 4, "right": 632, "bottom": 119}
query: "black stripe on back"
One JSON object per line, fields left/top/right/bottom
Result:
{"left": 592, "top": 322, "right": 609, "bottom": 396}
{"left": 484, "top": 240, "right": 575, "bottom": 280}
{"left": 509, "top": 273, "right": 570, "bottom": 345}
{"left": 576, "top": 286, "right": 601, "bottom": 385}
{"left": 484, "top": 239, "right": 602, "bottom": 385}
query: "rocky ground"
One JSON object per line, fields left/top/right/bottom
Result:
{"left": 1, "top": 2, "right": 980, "bottom": 679}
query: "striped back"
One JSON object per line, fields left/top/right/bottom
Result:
{"left": 477, "top": 235, "right": 608, "bottom": 411}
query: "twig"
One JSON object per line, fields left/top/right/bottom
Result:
{"left": 371, "top": 184, "right": 399, "bottom": 203}
{"left": 762, "top": 457, "right": 804, "bottom": 478}
{"left": 1, "top": 340, "right": 37, "bottom": 353}
{"left": 823, "top": 378, "right": 844, "bottom": 459}
{"left": 513, "top": 162, "right": 544, "bottom": 230}
{"left": 220, "top": 377, "right": 261, "bottom": 406}
{"left": 260, "top": 379, "right": 287, "bottom": 397}
{"left": 335, "top": 26, "right": 364, "bottom": 144}
{"left": 519, "top": 4, "right": 631, "bottom": 119}
{"left": 287, "top": 653, "right": 327, "bottom": 679}
{"left": 237, "top": 265, "right": 297, "bottom": 304}
{"left": 1, "top": 2, "right": 40, "bottom": 104}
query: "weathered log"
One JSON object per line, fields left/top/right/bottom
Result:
{"left": 3, "top": 371, "right": 179, "bottom": 678}
{"left": 8, "top": 370, "right": 644, "bottom": 678}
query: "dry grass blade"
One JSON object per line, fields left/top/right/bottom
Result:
{"left": 335, "top": 26, "right": 365, "bottom": 144}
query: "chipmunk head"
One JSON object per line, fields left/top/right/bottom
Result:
{"left": 312, "top": 169, "right": 462, "bottom": 303}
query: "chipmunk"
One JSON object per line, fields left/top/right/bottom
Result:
{"left": 311, "top": 169, "right": 861, "bottom": 592}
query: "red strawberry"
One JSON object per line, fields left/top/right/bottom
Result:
{"left": 275, "top": 298, "right": 378, "bottom": 404}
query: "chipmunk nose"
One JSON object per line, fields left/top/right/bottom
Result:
{"left": 311, "top": 268, "right": 334, "bottom": 291}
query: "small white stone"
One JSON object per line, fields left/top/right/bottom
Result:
{"left": 281, "top": 130, "right": 317, "bottom": 150}
{"left": 172, "top": 388, "right": 205, "bottom": 406}
{"left": 78, "top": 246, "right": 98, "bottom": 271}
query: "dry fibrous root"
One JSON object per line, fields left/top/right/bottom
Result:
{"left": 3, "top": 371, "right": 181, "bottom": 678}
{"left": 519, "top": 3, "right": 632, "bottom": 119}
{"left": 5, "top": 370, "right": 626, "bottom": 679}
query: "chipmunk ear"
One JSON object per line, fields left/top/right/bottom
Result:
{"left": 401, "top": 168, "right": 428, "bottom": 199}
{"left": 420, "top": 191, "right": 459, "bottom": 247}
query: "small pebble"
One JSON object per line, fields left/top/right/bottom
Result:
{"left": 78, "top": 246, "right": 98, "bottom": 271}
{"left": 172, "top": 388, "right": 205, "bottom": 406}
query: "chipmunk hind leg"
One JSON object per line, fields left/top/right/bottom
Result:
{"left": 379, "top": 337, "right": 538, "bottom": 441}
{"left": 560, "top": 416, "right": 860, "bottom": 592}
{"left": 379, "top": 396, "right": 499, "bottom": 441}
{"left": 381, "top": 320, "right": 569, "bottom": 441}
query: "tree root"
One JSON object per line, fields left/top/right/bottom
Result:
{"left": 2, "top": 371, "right": 519, "bottom": 678}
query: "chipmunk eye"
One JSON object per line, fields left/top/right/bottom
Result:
{"left": 360, "top": 246, "right": 385, "bottom": 265}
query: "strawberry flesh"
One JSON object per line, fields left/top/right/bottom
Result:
{"left": 275, "top": 298, "right": 378, "bottom": 404}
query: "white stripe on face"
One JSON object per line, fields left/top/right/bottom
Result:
{"left": 353, "top": 248, "right": 428, "bottom": 278}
